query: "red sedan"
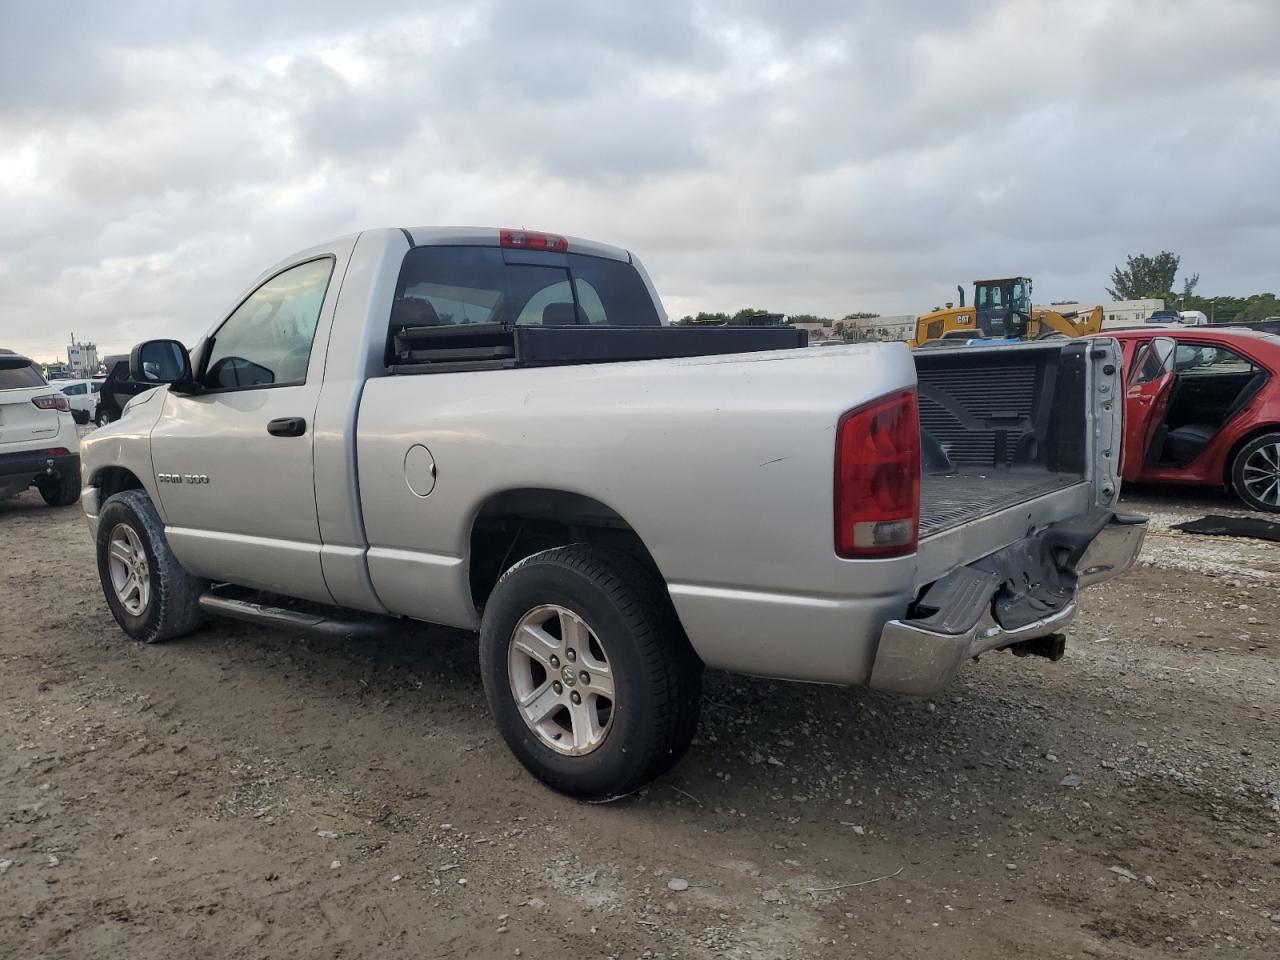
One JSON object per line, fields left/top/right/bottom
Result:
{"left": 1100, "top": 327, "right": 1280, "bottom": 511}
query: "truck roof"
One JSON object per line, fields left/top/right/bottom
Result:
{"left": 403, "top": 226, "right": 631, "bottom": 263}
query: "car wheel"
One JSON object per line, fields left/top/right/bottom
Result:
{"left": 37, "top": 469, "right": 81, "bottom": 507}
{"left": 95, "top": 408, "right": 110, "bottom": 427}
{"left": 479, "top": 544, "right": 702, "bottom": 801}
{"left": 1232, "top": 432, "right": 1280, "bottom": 513}
{"left": 96, "top": 490, "right": 206, "bottom": 643}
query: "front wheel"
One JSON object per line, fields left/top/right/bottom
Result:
{"left": 95, "top": 407, "right": 111, "bottom": 427}
{"left": 95, "top": 490, "right": 206, "bottom": 642}
{"left": 1231, "top": 432, "right": 1280, "bottom": 512}
{"left": 479, "top": 544, "right": 702, "bottom": 800}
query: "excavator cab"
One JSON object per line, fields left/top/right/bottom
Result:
{"left": 973, "top": 277, "right": 1033, "bottom": 339}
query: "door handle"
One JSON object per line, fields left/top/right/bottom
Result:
{"left": 267, "top": 417, "right": 307, "bottom": 437}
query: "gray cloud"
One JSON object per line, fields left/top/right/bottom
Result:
{"left": 1, "top": 0, "right": 1278, "bottom": 361}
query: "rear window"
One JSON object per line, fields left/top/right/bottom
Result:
{"left": 0, "top": 357, "right": 47, "bottom": 389}
{"left": 390, "top": 246, "right": 660, "bottom": 332}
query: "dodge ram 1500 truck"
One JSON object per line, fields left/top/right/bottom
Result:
{"left": 80, "top": 226, "right": 1145, "bottom": 799}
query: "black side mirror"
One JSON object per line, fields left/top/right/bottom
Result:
{"left": 130, "top": 339, "right": 193, "bottom": 387}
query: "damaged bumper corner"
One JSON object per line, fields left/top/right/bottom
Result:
{"left": 869, "top": 511, "right": 1147, "bottom": 696}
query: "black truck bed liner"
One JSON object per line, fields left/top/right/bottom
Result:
{"left": 920, "top": 469, "right": 1084, "bottom": 538}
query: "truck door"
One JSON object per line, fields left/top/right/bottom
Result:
{"left": 1121, "top": 336, "right": 1177, "bottom": 481}
{"left": 150, "top": 247, "right": 352, "bottom": 602}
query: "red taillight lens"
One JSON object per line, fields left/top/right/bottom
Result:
{"left": 834, "top": 389, "right": 921, "bottom": 559}
{"left": 32, "top": 394, "right": 71, "bottom": 413}
{"left": 46, "top": 447, "right": 70, "bottom": 457}
{"left": 500, "top": 228, "right": 569, "bottom": 253}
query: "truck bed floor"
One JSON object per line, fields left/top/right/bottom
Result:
{"left": 920, "top": 469, "right": 1084, "bottom": 538}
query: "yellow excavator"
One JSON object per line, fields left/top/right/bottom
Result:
{"left": 908, "top": 277, "right": 1103, "bottom": 348}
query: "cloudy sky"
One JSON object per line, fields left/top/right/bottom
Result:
{"left": 2, "top": 0, "right": 1278, "bottom": 361}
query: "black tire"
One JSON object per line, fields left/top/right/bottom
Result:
{"left": 37, "top": 470, "right": 81, "bottom": 507}
{"left": 96, "top": 489, "right": 206, "bottom": 643}
{"left": 479, "top": 544, "right": 702, "bottom": 801}
{"left": 95, "top": 407, "right": 110, "bottom": 427}
{"left": 1231, "top": 431, "right": 1280, "bottom": 513}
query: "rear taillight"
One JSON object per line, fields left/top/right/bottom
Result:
{"left": 834, "top": 389, "right": 921, "bottom": 559}
{"left": 32, "top": 394, "right": 71, "bottom": 413}
{"left": 46, "top": 448, "right": 70, "bottom": 457}
{"left": 500, "top": 228, "right": 569, "bottom": 253}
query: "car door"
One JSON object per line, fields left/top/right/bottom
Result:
{"left": 150, "top": 249, "right": 351, "bottom": 602}
{"left": 1121, "top": 336, "right": 1177, "bottom": 481}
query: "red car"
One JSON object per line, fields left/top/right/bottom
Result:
{"left": 1100, "top": 327, "right": 1280, "bottom": 511}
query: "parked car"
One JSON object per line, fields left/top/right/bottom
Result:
{"left": 93, "top": 355, "right": 152, "bottom": 426}
{"left": 50, "top": 377, "right": 102, "bottom": 425}
{"left": 1102, "top": 327, "right": 1280, "bottom": 511}
{"left": 80, "top": 227, "right": 1144, "bottom": 799}
{"left": 0, "top": 351, "right": 82, "bottom": 505}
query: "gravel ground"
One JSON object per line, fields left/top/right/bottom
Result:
{"left": 2, "top": 485, "right": 1278, "bottom": 959}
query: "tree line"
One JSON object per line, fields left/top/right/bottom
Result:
{"left": 1108, "top": 251, "right": 1278, "bottom": 323}
{"left": 674, "top": 252, "right": 1277, "bottom": 336}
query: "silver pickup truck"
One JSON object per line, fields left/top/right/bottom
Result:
{"left": 80, "top": 227, "right": 1145, "bottom": 799}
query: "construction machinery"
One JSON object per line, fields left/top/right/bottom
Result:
{"left": 908, "top": 277, "right": 1104, "bottom": 348}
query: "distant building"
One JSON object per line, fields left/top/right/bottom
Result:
{"left": 842, "top": 315, "right": 917, "bottom": 341}
{"left": 43, "top": 361, "right": 73, "bottom": 380}
{"left": 67, "top": 335, "right": 99, "bottom": 377}
{"left": 1050, "top": 299, "right": 1165, "bottom": 329}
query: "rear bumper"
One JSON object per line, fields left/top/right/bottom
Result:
{"left": 0, "top": 448, "right": 80, "bottom": 485}
{"left": 869, "top": 512, "right": 1147, "bottom": 695}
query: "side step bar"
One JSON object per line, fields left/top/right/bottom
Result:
{"left": 197, "top": 591, "right": 392, "bottom": 640}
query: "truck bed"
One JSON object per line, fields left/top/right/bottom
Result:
{"left": 920, "top": 469, "right": 1084, "bottom": 537}
{"left": 914, "top": 339, "right": 1100, "bottom": 539}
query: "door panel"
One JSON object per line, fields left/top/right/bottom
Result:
{"left": 1122, "top": 337, "right": 1176, "bottom": 481}
{"left": 149, "top": 245, "right": 353, "bottom": 601}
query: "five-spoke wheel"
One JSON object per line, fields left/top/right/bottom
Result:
{"left": 107, "top": 522, "right": 151, "bottom": 616}
{"left": 509, "top": 604, "right": 615, "bottom": 756}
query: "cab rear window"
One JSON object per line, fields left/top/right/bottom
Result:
{"left": 0, "top": 357, "right": 47, "bottom": 389}
{"left": 390, "top": 246, "right": 660, "bottom": 333}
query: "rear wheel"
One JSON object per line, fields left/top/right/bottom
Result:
{"left": 479, "top": 544, "right": 702, "bottom": 800}
{"left": 1232, "top": 432, "right": 1280, "bottom": 512}
{"left": 95, "top": 407, "right": 110, "bottom": 427}
{"left": 96, "top": 490, "right": 206, "bottom": 643}
{"left": 37, "top": 470, "right": 81, "bottom": 507}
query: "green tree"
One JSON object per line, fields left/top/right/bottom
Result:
{"left": 1107, "top": 251, "right": 1198, "bottom": 301}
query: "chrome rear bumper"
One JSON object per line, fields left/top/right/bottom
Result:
{"left": 870, "top": 513, "right": 1147, "bottom": 696}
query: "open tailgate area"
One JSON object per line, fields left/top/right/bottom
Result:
{"left": 913, "top": 339, "right": 1119, "bottom": 550}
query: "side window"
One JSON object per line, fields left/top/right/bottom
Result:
{"left": 202, "top": 258, "right": 334, "bottom": 390}
{"left": 1130, "top": 337, "right": 1174, "bottom": 385}
{"left": 1175, "top": 342, "right": 1256, "bottom": 376}
{"left": 61, "top": 383, "right": 87, "bottom": 395}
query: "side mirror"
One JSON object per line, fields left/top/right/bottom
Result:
{"left": 130, "top": 339, "right": 193, "bottom": 387}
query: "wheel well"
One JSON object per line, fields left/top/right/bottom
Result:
{"left": 468, "top": 488, "right": 662, "bottom": 611}
{"left": 93, "top": 466, "right": 145, "bottom": 501}
{"left": 1223, "top": 423, "right": 1280, "bottom": 488}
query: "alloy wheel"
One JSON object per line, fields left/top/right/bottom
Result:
{"left": 107, "top": 523, "right": 151, "bottom": 616}
{"left": 1242, "top": 442, "right": 1280, "bottom": 508}
{"left": 507, "top": 604, "right": 615, "bottom": 756}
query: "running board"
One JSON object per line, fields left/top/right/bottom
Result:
{"left": 197, "top": 592, "right": 392, "bottom": 639}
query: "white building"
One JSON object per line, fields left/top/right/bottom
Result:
{"left": 67, "top": 336, "right": 99, "bottom": 377}
{"left": 841, "top": 314, "right": 917, "bottom": 341}
{"left": 1049, "top": 299, "right": 1165, "bottom": 329}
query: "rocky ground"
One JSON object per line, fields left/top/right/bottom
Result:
{"left": 2, "top": 485, "right": 1278, "bottom": 959}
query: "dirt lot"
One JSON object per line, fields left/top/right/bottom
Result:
{"left": 2, "top": 485, "right": 1278, "bottom": 959}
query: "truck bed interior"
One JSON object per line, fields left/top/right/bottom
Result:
{"left": 914, "top": 341, "right": 1094, "bottom": 538}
